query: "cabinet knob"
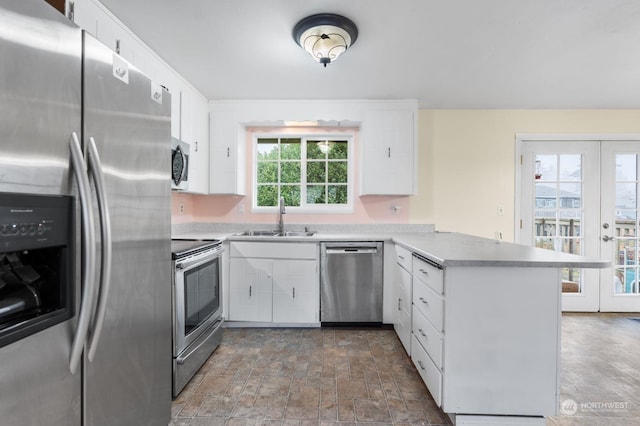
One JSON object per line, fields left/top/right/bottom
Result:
{"left": 417, "top": 360, "right": 425, "bottom": 371}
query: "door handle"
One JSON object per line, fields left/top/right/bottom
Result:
{"left": 86, "top": 137, "right": 112, "bottom": 362}
{"left": 69, "top": 132, "right": 97, "bottom": 374}
{"left": 602, "top": 235, "right": 614, "bottom": 242}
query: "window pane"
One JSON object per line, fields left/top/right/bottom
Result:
{"left": 562, "top": 268, "right": 581, "bottom": 292}
{"left": 257, "top": 162, "right": 278, "bottom": 183}
{"left": 617, "top": 183, "right": 637, "bottom": 209}
{"left": 559, "top": 183, "right": 581, "bottom": 208}
{"left": 328, "top": 141, "right": 348, "bottom": 159}
{"left": 280, "top": 162, "right": 300, "bottom": 183}
{"left": 281, "top": 139, "right": 301, "bottom": 160}
{"left": 559, "top": 155, "right": 581, "bottom": 181}
{"left": 535, "top": 155, "right": 557, "bottom": 181}
{"left": 257, "top": 139, "right": 279, "bottom": 160}
{"left": 328, "top": 162, "right": 347, "bottom": 183}
{"left": 616, "top": 155, "right": 637, "bottom": 181}
{"left": 257, "top": 185, "right": 278, "bottom": 206}
{"left": 535, "top": 237, "right": 555, "bottom": 250}
{"left": 307, "top": 162, "right": 326, "bottom": 183}
{"left": 328, "top": 185, "right": 347, "bottom": 204}
{"left": 307, "top": 185, "right": 326, "bottom": 204}
{"left": 281, "top": 185, "right": 300, "bottom": 207}
{"left": 536, "top": 183, "right": 556, "bottom": 208}
{"left": 307, "top": 142, "right": 326, "bottom": 160}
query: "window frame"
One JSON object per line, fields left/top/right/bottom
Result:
{"left": 251, "top": 132, "right": 355, "bottom": 213}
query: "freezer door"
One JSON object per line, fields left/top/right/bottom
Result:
{"left": 0, "top": 0, "right": 82, "bottom": 425}
{"left": 82, "top": 33, "right": 172, "bottom": 425}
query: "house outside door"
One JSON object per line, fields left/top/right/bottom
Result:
{"left": 518, "top": 135, "right": 640, "bottom": 312}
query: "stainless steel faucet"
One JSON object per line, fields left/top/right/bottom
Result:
{"left": 278, "top": 196, "right": 286, "bottom": 234}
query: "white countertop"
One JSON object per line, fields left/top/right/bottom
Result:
{"left": 173, "top": 229, "right": 609, "bottom": 269}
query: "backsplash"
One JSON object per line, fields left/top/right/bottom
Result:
{"left": 171, "top": 192, "right": 410, "bottom": 225}
{"left": 172, "top": 220, "right": 434, "bottom": 236}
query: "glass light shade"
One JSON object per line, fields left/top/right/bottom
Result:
{"left": 293, "top": 14, "right": 358, "bottom": 67}
{"left": 299, "top": 25, "right": 351, "bottom": 66}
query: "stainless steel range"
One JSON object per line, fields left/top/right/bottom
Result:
{"left": 171, "top": 239, "right": 224, "bottom": 397}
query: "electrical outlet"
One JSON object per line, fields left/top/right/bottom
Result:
{"left": 390, "top": 205, "right": 400, "bottom": 215}
{"left": 179, "top": 203, "right": 184, "bottom": 215}
{"left": 497, "top": 204, "right": 505, "bottom": 216}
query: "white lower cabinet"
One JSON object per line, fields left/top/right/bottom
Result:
{"left": 229, "top": 242, "right": 319, "bottom": 324}
{"left": 394, "top": 248, "right": 561, "bottom": 424}
{"left": 393, "top": 244, "right": 413, "bottom": 353}
{"left": 272, "top": 260, "right": 318, "bottom": 323}
{"left": 228, "top": 257, "right": 272, "bottom": 322}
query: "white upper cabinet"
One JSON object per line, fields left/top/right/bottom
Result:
{"left": 180, "top": 89, "right": 209, "bottom": 194}
{"left": 360, "top": 105, "right": 417, "bottom": 195}
{"left": 208, "top": 100, "right": 417, "bottom": 197}
{"left": 210, "top": 108, "right": 245, "bottom": 195}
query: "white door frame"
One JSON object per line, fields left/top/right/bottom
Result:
{"left": 515, "top": 134, "right": 640, "bottom": 312}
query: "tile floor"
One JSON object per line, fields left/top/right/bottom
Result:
{"left": 171, "top": 314, "right": 640, "bottom": 425}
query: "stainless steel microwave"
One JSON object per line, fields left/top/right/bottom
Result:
{"left": 171, "top": 138, "right": 189, "bottom": 191}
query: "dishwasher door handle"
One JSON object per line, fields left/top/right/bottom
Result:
{"left": 325, "top": 248, "right": 378, "bottom": 254}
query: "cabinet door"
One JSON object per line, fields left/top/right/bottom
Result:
{"left": 229, "top": 258, "right": 272, "bottom": 322}
{"left": 361, "top": 109, "right": 415, "bottom": 195}
{"left": 272, "top": 260, "right": 319, "bottom": 323}
{"left": 181, "top": 89, "right": 209, "bottom": 193}
{"left": 394, "top": 264, "right": 412, "bottom": 353}
{"left": 210, "top": 110, "right": 245, "bottom": 195}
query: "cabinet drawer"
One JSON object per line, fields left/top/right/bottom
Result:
{"left": 412, "top": 256, "right": 444, "bottom": 294}
{"left": 412, "top": 306, "right": 443, "bottom": 369}
{"left": 411, "top": 334, "right": 442, "bottom": 407}
{"left": 395, "top": 244, "right": 412, "bottom": 272}
{"left": 412, "top": 279, "right": 444, "bottom": 332}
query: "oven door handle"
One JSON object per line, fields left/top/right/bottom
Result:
{"left": 176, "top": 319, "right": 223, "bottom": 365}
{"left": 86, "top": 137, "right": 112, "bottom": 362}
{"left": 69, "top": 132, "right": 98, "bottom": 374}
{"left": 176, "top": 246, "right": 224, "bottom": 270}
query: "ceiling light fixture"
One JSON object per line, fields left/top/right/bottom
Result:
{"left": 292, "top": 13, "right": 358, "bottom": 67}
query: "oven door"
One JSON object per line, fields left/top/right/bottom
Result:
{"left": 173, "top": 245, "right": 223, "bottom": 357}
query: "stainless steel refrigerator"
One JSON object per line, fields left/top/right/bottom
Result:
{"left": 0, "top": 1, "right": 172, "bottom": 424}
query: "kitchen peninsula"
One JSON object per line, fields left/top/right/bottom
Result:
{"left": 174, "top": 224, "right": 608, "bottom": 426}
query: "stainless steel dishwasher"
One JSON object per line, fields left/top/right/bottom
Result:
{"left": 320, "top": 242, "right": 383, "bottom": 324}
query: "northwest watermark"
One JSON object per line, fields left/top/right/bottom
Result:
{"left": 560, "top": 398, "right": 630, "bottom": 415}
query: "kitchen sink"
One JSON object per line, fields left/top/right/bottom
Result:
{"left": 280, "top": 231, "right": 316, "bottom": 237}
{"left": 235, "top": 230, "right": 280, "bottom": 237}
{"left": 234, "top": 230, "right": 316, "bottom": 237}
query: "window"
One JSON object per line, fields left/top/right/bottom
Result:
{"left": 254, "top": 135, "right": 352, "bottom": 211}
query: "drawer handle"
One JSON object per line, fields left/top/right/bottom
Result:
{"left": 249, "top": 285, "right": 252, "bottom": 297}
{"left": 419, "top": 297, "right": 428, "bottom": 305}
{"left": 419, "top": 268, "right": 428, "bottom": 276}
{"left": 418, "top": 328, "right": 427, "bottom": 337}
{"left": 398, "top": 255, "right": 405, "bottom": 260}
{"left": 398, "top": 298, "right": 402, "bottom": 311}
{"left": 417, "top": 360, "right": 426, "bottom": 371}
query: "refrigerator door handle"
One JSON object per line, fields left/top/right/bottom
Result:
{"left": 86, "top": 137, "right": 112, "bottom": 362}
{"left": 69, "top": 132, "right": 98, "bottom": 374}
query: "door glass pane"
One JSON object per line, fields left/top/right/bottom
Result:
{"left": 613, "top": 154, "right": 640, "bottom": 294}
{"left": 534, "top": 154, "right": 585, "bottom": 293}
{"left": 559, "top": 155, "right": 581, "bottom": 181}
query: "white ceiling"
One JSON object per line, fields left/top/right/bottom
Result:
{"left": 99, "top": 0, "right": 640, "bottom": 108}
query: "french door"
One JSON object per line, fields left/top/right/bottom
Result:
{"left": 520, "top": 137, "right": 640, "bottom": 312}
